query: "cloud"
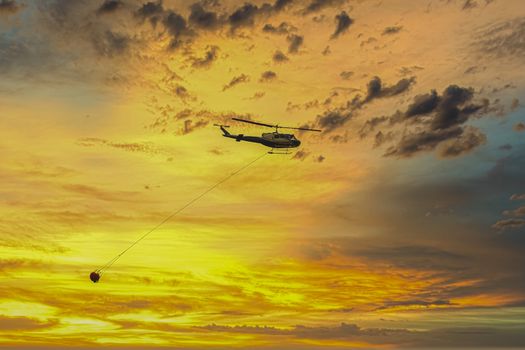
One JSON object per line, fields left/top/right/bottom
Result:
{"left": 492, "top": 218, "right": 525, "bottom": 231}
{"left": 96, "top": 0, "right": 123, "bottom": 15}
{"left": 77, "top": 138, "right": 167, "bottom": 156}
{"left": 259, "top": 70, "right": 277, "bottom": 82}
{"left": 359, "top": 116, "right": 388, "bottom": 138}
{"left": 404, "top": 90, "right": 440, "bottom": 117}
{"left": 385, "top": 127, "right": 464, "bottom": 158}
{"left": 314, "top": 110, "right": 353, "bottom": 132}
{"left": 188, "top": 2, "right": 220, "bottom": 29}
{"left": 228, "top": 3, "right": 259, "bottom": 31}
{"left": 0, "top": 316, "right": 58, "bottom": 331}
{"left": 474, "top": 17, "right": 525, "bottom": 59}
{"left": 245, "top": 91, "right": 265, "bottom": 100}
{"left": 511, "top": 193, "right": 525, "bottom": 200}
{"left": 292, "top": 149, "right": 310, "bottom": 161}
{"left": 222, "top": 74, "right": 250, "bottom": 91}
{"left": 91, "top": 30, "right": 130, "bottom": 57}
{"left": 0, "top": 258, "right": 46, "bottom": 273}
{"left": 339, "top": 71, "right": 353, "bottom": 80}
{"left": 382, "top": 25, "right": 402, "bottom": 35}
{"left": 262, "top": 22, "right": 295, "bottom": 35}
{"left": 0, "top": 0, "right": 21, "bottom": 15}
{"left": 331, "top": 11, "right": 353, "bottom": 39}
{"left": 181, "top": 119, "right": 209, "bottom": 134}
{"left": 149, "top": 108, "right": 255, "bottom": 135}
{"left": 302, "top": 0, "right": 346, "bottom": 15}
{"left": 286, "top": 34, "right": 304, "bottom": 53}
{"left": 135, "top": 0, "right": 164, "bottom": 25}
{"left": 273, "top": 0, "right": 294, "bottom": 12}
{"left": 514, "top": 122, "right": 525, "bottom": 132}
{"left": 372, "top": 84, "right": 492, "bottom": 158}
{"left": 376, "top": 299, "right": 452, "bottom": 310}
{"left": 350, "top": 244, "right": 467, "bottom": 271}
{"left": 364, "top": 76, "right": 416, "bottom": 102}
{"left": 191, "top": 45, "right": 219, "bottom": 68}
{"left": 163, "top": 10, "right": 192, "bottom": 50}
{"left": 503, "top": 206, "right": 525, "bottom": 217}
{"left": 272, "top": 50, "right": 289, "bottom": 62}
{"left": 437, "top": 127, "right": 487, "bottom": 158}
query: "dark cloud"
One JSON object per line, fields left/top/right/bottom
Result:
{"left": 438, "top": 127, "right": 487, "bottom": 158}
{"left": 191, "top": 45, "right": 219, "bottom": 69}
{"left": 314, "top": 110, "right": 353, "bottom": 132}
{"left": 292, "top": 149, "right": 310, "bottom": 161}
{"left": 92, "top": 30, "right": 130, "bottom": 57}
{"left": 163, "top": 10, "right": 191, "bottom": 50}
{"left": 322, "top": 45, "right": 331, "bottom": 55}
{"left": 384, "top": 127, "right": 464, "bottom": 158}
{"left": 198, "top": 321, "right": 525, "bottom": 347}
{"left": 228, "top": 3, "right": 259, "bottom": 31}
{"left": 135, "top": 0, "right": 164, "bottom": 25}
{"left": 286, "top": 34, "right": 303, "bottom": 53}
{"left": 302, "top": 0, "right": 346, "bottom": 15}
{"left": 404, "top": 90, "right": 440, "bottom": 117}
{"left": 382, "top": 25, "right": 402, "bottom": 35}
{"left": 499, "top": 144, "right": 513, "bottom": 151}
{"left": 371, "top": 84, "right": 493, "bottom": 158}
{"left": 339, "top": 71, "right": 353, "bottom": 80}
{"left": 188, "top": 2, "right": 219, "bottom": 30}
{"left": 0, "top": 0, "right": 21, "bottom": 15}
{"left": 222, "top": 74, "right": 250, "bottom": 91}
{"left": 262, "top": 22, "right": 295, "bottom": 34}
{"left": 331, "top": 11, "right": 353, "bottom": 39}
{"left": 364, "top": 76, "right": 416, "bottom": 102}
{"left": 514, "top": 122, "right": 525, "bottom": 132}
{"left": 272, "top": 50, "right": 289, "bottom": 63}
{"left": 273, "top": 0, "right": 294, "bottom": 12}
{"left": 96, "top": 0, "right": 123, "bottom": 15}
{"left": 259, "top": 70, "right": 277, "bottom": 82}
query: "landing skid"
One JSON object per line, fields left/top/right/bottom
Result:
{"left": 268, "top": 148, "right": 291, "bottom": 155}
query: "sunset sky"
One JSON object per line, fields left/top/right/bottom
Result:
{"left": 1, "top": 0, "right": 525, "bottom": 348}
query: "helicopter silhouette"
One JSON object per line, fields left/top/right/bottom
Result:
{"left": 215, "top": 118, "right": 321, "bottom": 154}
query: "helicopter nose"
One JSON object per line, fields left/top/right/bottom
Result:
{"left": 294, "top": 140, "right": 301, "bottom": 147}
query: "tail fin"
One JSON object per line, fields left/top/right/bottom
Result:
{"left": 214, "top": 124, "right": 231, "bottom": 136}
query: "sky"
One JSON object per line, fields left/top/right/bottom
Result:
{"left": 1, "top": 0, "right": 525, "bottom": 348}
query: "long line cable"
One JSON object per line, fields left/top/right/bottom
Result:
{"left": 94, "top": 152, "right": 268, "bottom": 276}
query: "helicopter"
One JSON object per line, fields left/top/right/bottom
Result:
{"left": 215, "top": 118, "right": 321, "bottom": 154}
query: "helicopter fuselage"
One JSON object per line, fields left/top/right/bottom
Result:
{"left": 218, "top": 126, "right": 301, "bottom": 148}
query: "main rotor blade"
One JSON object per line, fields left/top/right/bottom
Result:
{"left": 232, "top": 118, "right": 275, "bottom": 128}
{"left": 279, "top": 126, "right": 322, "bottom": 132}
